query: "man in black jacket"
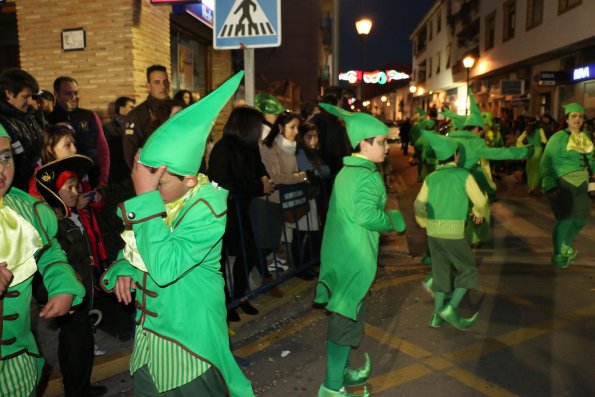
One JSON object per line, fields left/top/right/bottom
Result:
{"left": 0, "top": 68, "right": 45, "bottom": 191}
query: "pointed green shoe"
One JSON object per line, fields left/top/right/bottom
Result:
{"left": 551, "top": 254, "right": 570, "bottom": 269}
{"left": 428, "top": 312, "right": 444, "bottom": 328}
{"left": 421, "top": 274, "right": 434, "bottom": 296}
{"left": 343, "top": 353, "right": 372, "bottom": 387}
{"left": 438, "top": 304, "right": 478, "bottom": 330}
{"left": 317, "top": 384, "right": 370, "bottom": 397}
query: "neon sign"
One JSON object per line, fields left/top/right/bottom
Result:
{"left": 339, "top": 70, "right": 410, "bottom": 85}
{"left": 572, "top": 65, "right": 592, "bottom": 82}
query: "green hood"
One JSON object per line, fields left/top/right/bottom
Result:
{"left": 318, "top": 103, "right": 387, "bottom": 148}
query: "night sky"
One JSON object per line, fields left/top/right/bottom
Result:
{"left": 339, "top": 0, "right": 435, "bottom": 72}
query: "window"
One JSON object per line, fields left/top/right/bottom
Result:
{"left": 558, "top": 0, "right": 582, "bottom": 14}
{"left": 503, "top": 0, "right": 516, "bottom": 42}
{"left": 485, "top": 10, "right": 496, "bottom": 50}
{"left": 436, "top": 52, "right": 441, "bottom": 75}
{"left": 526, "top": 0, "right": 543, "bottom": 30}
{"left": 428, "top": 20, "right": 433, "bottom": 41}
{"left": 445, "top": 43, "right": 451, "bottom": 68}
{"left": 428, "top": 57, "right": 433, "bottom": 77}
{"left": 436, "top": 11, "right": 442, "bottom": 33}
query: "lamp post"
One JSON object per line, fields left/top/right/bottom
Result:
{"left": 462, "top": 55, "right": 475, "bottom": 114}
{"left": 355, "top": 18, "right": 373, "bottom": 102}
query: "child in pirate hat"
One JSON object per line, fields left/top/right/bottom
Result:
{"left": 414, "top": 130, "right": 488, "bottom": 330}
{"left": 36, "top": 154, "right": 108, "bottom": 396}
{"left": 0, "top": 124, "right": 85, "bottom": 397}
{"left": 313, "top": 104, "right": 406, "bottom": 397}
{"left": 100, "top": 71, "right": 255, "bottom": 396}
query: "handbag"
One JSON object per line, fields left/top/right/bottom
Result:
{"left": 282, "top": 200, "right": 310, "bottom": 223}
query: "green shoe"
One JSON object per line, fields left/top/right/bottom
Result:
{"left": 428, "top": 312, "right": 444, "bottom": 328}
{"left": 317, "top": 384, "right": 370, "bottom": 397}
{"left": 551, "top": 254, "right": 570, "bottom": 269}
{"left": 421, "top": 252, "right": 432, "bottom": 266}
{"left": 421, "top": 274, "right": 434, "bottom": 296}
{"left": 438, "top": 304, "right": 478, "bottom": 330}
{"left": 561, "top": 243, "right": 578, "bottom": 259}
{"left": 343, "top": 353, "right": 372, "bottom": 387}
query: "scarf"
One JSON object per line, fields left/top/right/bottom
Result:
{"left": 121, "top": 174, "right": 208, "bottom": 272}
{"left": 0, "top": 197, "right": 43, "bottom": 286}
{"left": 566, "top": 131, "right": 594, "bottom": 154}
{"left": 275, "top": 133, "right": 297, "bottom": 155}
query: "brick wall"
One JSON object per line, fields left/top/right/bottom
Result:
{"left": 15, "top": 0, "right": 170, "bottom": 119}
{"left": 211, "top": 48, "right": 233, "bottom": 140}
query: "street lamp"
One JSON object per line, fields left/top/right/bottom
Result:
{"left": 462, "top": 54, "right": 476, "bottom": 114}
{"left": 355, "top": 18, "right": 373, "bottom": 102}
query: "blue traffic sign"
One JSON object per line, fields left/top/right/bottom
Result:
{"left": 214, "top": 0, "right": 281, "bottom": 49}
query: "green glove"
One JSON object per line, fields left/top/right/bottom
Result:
{"left": 389, "top": 210, "right": 406, "bottom": 232}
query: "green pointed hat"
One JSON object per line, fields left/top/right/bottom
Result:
{"left": 255, "top": 93, "right": 285, "bottom": 115}
{"left": 463, "top": 88, "right": 484, "bottom": 129}
{"left": 139, "top": 71, "right": 244, "bottom": 176}
{"left": 0, "top": 123, "right": 9, "bottom": 140}
{"left": 440, "top": 109, "right": 466, "bottom": 129}
{"left": 318, "top": 103, "right": 387, "bottom": 148}
{"left": 416, "top": 107, "right": 426, "bottom": 116}
{"left": 421, "top": 130, "right": 458, "bottom": 161}
{"left": 563, "top": 102, "right": 584, "bottom": 115}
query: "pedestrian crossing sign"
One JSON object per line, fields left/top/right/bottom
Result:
{"left": 214, "top": 0, "right": 281, "bottom": 49}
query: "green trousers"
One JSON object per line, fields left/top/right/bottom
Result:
{"left": 133, "top": 365, "right": 227, "bottom": 397}
{"left": 428, "top": 237, "right": 478, "bottom": 293}
{"left": 550, "top": 179, "right": 590, "bottom": 255}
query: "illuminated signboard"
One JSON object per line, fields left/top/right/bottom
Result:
{"left": 339, "top": 70, "right": 410, "bottom": 84}
{"left": 572, "top": 63, "right": 594, "bottom": 82}
{"left": 151, "top": 0, "right": 200, "bottom": 4}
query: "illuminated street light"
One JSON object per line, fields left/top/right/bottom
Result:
{"left": 409, "top": 85, "right": 417, "bottom": 94}
{"left": 463, "top": 54, "right": 476, "bottom": 114}
{"left": 381, "top": 95, "right": 387, "bottom": 102}
{"left": 355, "top": 18, "right": 373, "bottom": 101}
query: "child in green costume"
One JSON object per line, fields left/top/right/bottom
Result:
{"left": 100, "top": 72, "right": 255, "bottom": 396}
{"left": 313, "top": 104, "right": 406, "bottom": 397}
{"left": 414, "top": 131, "right": 488, "bottom": 330}
{"left": 540, "top": 102, "right": 594, "bottom": 268}
{"left": 0, "top": 124, "right": 85, "bottom": 397}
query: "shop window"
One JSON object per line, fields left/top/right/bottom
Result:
{"left": 558, "top": 0, "right": 582, "bottom": 14}
{"left": 502, "top": 0, "right": 516, "bottom": 42}
{"left": 526, "top": 0, "right": 543, "bottom": 30}
{"left": 170, "top": 30, "right": 208, "bottom": 98}
{"left": 485, "top": 10, "right": 496, "bottom": 50}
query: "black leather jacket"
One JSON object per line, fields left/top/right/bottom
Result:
{"left": 0, "top": 100, "right": 45, "bottom": 191}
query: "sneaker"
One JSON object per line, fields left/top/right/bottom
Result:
{"left": 267, "top": 258, "right": 289, "bottom": 272}
{"left": 94, "top": 344, "right": 106, "bottom": 357}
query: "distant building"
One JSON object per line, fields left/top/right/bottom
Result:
{"left": 410, "top": 0, "right": 595, "bottom": 120}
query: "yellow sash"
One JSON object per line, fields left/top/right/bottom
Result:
{"left": 121, "top": 175, "right": 209, "bottom": 272}
{"left": 566, "top": 131, "right": 594, "bottom": 154}
{"left": 0, "top": 197, "right": 43, "bottom": 286}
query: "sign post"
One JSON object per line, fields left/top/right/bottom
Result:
{"left": 214, "top": 0, "right": 281, "bottom": 106}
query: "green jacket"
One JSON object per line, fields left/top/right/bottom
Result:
{"left": 1, "top": 188, "right": 84, "bottom": 362}
{"left": 101, "top": 185, "right": 254, "bottom": 397}
{"left": 540, "top": 129, "right": 595, "bottom": 192}
{"left": 314, "top": 156, "right": 405, "bottom": 320}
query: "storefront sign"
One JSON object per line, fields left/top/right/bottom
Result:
{"left": 339, "top": 70, "right": 409, "bottom": 84}
{"left": 185, "top": 2, "right": 213, "bottom": 28}
{"left": 571, "top": 63, "right": 594, "bottom": 82}
{"left": 538, "top": 71, "right": 558, "bottom": 86}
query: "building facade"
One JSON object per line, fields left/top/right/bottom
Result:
{"left": 411, "top": 0, "right": 595, "bottom": 121}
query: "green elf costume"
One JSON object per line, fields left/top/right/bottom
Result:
{"left": 414, "top": 131, "right": 488, "bottom": 330}
{"left": 0, "top": 124, "right": 85, "bottom": 397}
{"left": 440, "top": 109, "right": 466, "bottom": 130}
{"left": 100, "top": 72, "right": 255, "bottom": 396}
{"left": 540, "top": 102, "right": 594, "bottom": 268}
{"left": 313, "top": 104, "right": 406, "bottom": 397}
{"left": 448, "top": 90, "right": 532, "bottom": 244}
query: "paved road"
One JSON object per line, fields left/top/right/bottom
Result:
{"left": 67, "top": 144, "right": 595, "bottom": 397}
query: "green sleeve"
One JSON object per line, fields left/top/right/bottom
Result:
{"left": 101, "top": 253, "right": 138, "bottom": 292}
{"left": 413, "top": 181, "right": 429, "bottom": 228}
{"left": 353, "top": 175, "right": 396, "bottom": 232}
{"left": 122, "top": 191, "right": 226, "bottom": 287}
{"left": 478, "top": 142, "right": 528, "bottom": 161}
{"left": 540, "top": 134, "right": 560, "bottom": 192}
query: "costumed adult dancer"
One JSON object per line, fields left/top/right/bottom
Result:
{"left": 540, "top": 102, "right": 594, "bottom": 268}
{"left": 313, "top": 104, "right": 406, "bottom": 397}
{"left": 517, "top": 117, "right": 548, "bottom": 194}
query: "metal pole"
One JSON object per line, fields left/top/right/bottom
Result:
{"left": 359, "top": 35, "right": 365, "bottom": 100}
{"left": 244, "top": 48, "right": 255, "bottom": 106}
{"left": 331, "top": 0, "right": 340, "bottom": 86}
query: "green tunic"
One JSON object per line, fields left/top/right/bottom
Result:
{"left": 0, "top": 188, "right": 85, "bottom": 396}
{"left": 314, "top": 156, "right": 405, "bottom": 321}
{"left": 101, "top": 184, "right": 254, "bottom": 397}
